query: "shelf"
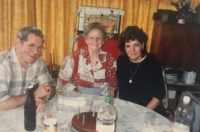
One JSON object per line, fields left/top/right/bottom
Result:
{"left": 167, "top": 81, "right": 199, "bottom": 87}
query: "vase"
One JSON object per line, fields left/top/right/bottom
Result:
{"left": 177, "top": 11, "right": 186, "bottom": 24}
{"left": 177, "top": 11, "right": 196, "bottom": 24}
{"left": 195, "top": 4, "right": 200, "bottom": 24}
{"left": 178, "top": 19, "right": 185, "bottom": 24}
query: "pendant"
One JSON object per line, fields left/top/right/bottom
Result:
{"left": 129, "top": 79, "right": 132, "bottom": 83}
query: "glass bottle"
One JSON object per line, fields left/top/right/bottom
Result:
{"left": 96, "top": 95, "right": 117, "bottom": 132}
{"left": 24, "top": 85, "right": 37, "bottom": 131}
{"left": 172, "top": 96, "right": 193, "bottom": 132}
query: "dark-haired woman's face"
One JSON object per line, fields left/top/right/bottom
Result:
{"left": 125, "top": 39, "right": 143, "bottom": 63}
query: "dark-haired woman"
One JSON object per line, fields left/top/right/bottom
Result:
{"left": 117, "top": 26, "right": 173, "bottom": 120}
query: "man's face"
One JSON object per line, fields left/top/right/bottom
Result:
{"left": 16, "top": 33, "right": 44, "bottom": 66}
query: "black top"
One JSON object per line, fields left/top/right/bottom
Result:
{"left": 117, "top": 54, "right": 166, "bottom": 115}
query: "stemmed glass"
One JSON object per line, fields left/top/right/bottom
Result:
{"left": 142, "top": 112, "right": 156, "bottom": 132}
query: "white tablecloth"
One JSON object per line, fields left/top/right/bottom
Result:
{"left": 0, "top": 94, "right": 173, "bottom": 132}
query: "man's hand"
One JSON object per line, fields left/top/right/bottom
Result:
{"left": 34, "top": 83, "right": 52, "bottom": 107}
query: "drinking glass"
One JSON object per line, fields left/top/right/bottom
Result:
{"left": 56, "top": 91, "right": 65, "bottom": 112}
{"left": 56, "top": 78, "right": 66, "bottom": 112}
{"left": 37, "top": 101, "right": 53, "bottom": 128}
{"left": 56, "top": 78, "right": 64, "bottom": 95}
{"left": 58, "top": 120, "right": 69, "bottom": 132}
{"left": 43, "top": 118, "right": 58, "bottom": 132}
{"left": 142, "top": 111, "right": 156, "bottom": 132}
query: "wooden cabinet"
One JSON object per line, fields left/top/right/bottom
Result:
{"left": 150, "top": 21, "right": 200, "bottom": 71}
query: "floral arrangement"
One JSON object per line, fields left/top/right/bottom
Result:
{"left": 170, "top": 0, "right": 194, "bottom": 12}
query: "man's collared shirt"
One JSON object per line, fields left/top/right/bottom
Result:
{"left": 0, "top": 47, "right": 55, "bottom": 102}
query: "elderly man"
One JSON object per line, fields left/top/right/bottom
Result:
{"left": 0, "top": 26, "right": 56, "bottom": 111}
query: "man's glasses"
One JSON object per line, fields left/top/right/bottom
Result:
{"left": 27, "top": 43, "right": 45, "bottom": 52}
{"left": 22, "top": 41, "right": 45, "bottom": 52}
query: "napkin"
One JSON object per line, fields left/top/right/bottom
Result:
{"left": 58, "top": 96, "right": 87, "bottom": 107}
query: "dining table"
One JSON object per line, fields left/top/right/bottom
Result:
{"left": 0, "top": 93, "right": 173, "bottom": 132}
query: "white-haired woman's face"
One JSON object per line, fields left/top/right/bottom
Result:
{"left": 125, "top": 39, "right": 144, "bottom": 63}
{"left": 85, "top": 29, "right": 104, "bottom": 52}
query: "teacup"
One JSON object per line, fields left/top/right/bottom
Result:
{"left": 43, "top": 118, "right": 58, "bottom": 132}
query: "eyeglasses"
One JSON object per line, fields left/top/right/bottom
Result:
{"left": 27, "top": 43, "right": 45, "bottom": 52}
{"left": 22, "top": 41, "right": 45, "bottom": 52}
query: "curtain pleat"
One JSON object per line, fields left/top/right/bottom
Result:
{"left": 0, "top": 0, "right": 199, "bottom": 67}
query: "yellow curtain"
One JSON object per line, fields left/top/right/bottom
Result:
{"left": 0, "top": 0, "right": 199, "bottom": 68}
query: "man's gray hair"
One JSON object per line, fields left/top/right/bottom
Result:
{"left": 16, "top": 26, "right": 44, "bottom": 43}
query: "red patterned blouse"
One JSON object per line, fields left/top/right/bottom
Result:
{"left": 58, "top": 46, "right": 117, "bottom": 95}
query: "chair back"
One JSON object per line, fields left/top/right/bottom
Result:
{"left": 76, "top": 37, "right": 121, "bottom": 59}
{"left": 161, "top": 65, "right": 169, "bottom": 109}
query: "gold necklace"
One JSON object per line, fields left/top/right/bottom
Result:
{"left": 129, "top": 62, "right": 140, "bottom": 83}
